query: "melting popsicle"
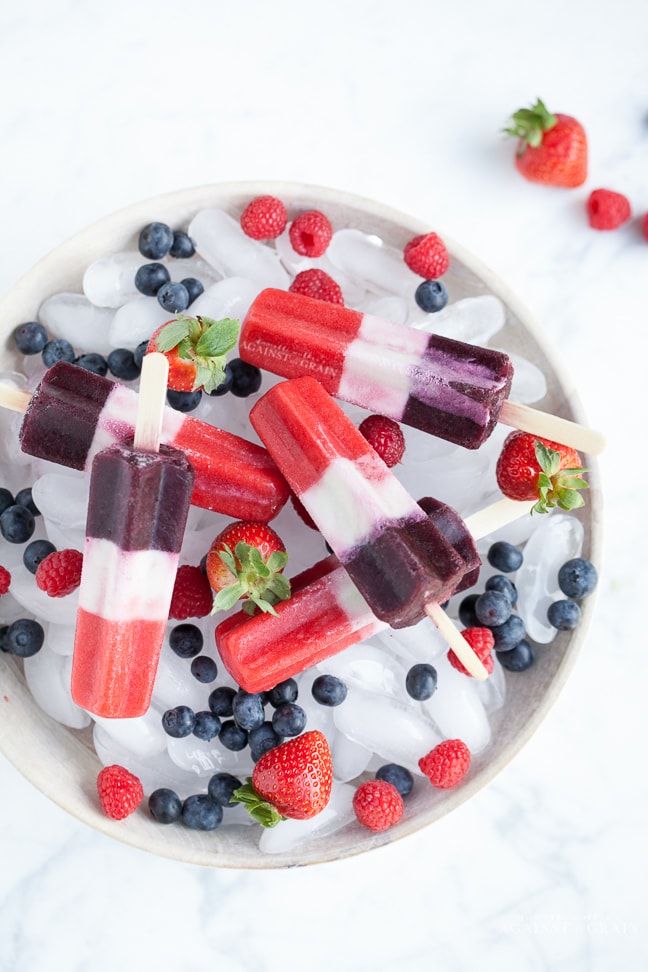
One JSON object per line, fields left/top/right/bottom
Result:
{"left": 0, "top": 361, "right": 289, "bottom": 521}
{"left": 71, "top": 353, "right": 193, "bottom": 719}
{"left": 239, "top": 288, "right": 605, "bottom": 455}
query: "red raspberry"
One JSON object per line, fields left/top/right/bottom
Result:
{"left": 403, "top": 232, "right": 449, "bottom": 278}
{"left": 358, "top": 415, "right": 406, "bottom": 467}
{"left": 0, "top": 566, "right": 11, "bottom": 595}
{"left": 352, "top": 779, "right": 404, "bottom": 832}
{"left": 586, "top": 188, "right": 631, "bottom": 230}
{"left": 290, "top": 493, "right": 318, "bottom": 530}
{"left": 448, "top": 627, "right": 495, "bottom": 677}
{"left": 641, "top": 212, "right": 648, "bottom": 242}
{"left": 35, "top": 549, "right": 83, "bottom": 597}
{"left": 419, "top": 739, "right": 471, "bottom": 790}
{"left": 289, "top": 210, "right": 333, "bottom": 257}
{"left": 240, "top": 195, "right": 288, "bottom": 240}
{"left": 169, "top": 564, "right": 213, "bottom": 619}
{"left": 97, "top": 764, "right": 144, "bottom": 820}
{"left": 289, "top": 268, "right": 344, "bottom": 305}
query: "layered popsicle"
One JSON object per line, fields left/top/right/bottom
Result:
{"left": 3, "top": 361, "right": 289, "bottom": 521}
{"left": 240, "top": 288, "right": 605, "bottom": 455}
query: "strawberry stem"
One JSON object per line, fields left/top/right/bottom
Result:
{"left": 231, "top": 780, "right": 286, "bottom": 827}
{"left": 504, "top": 98, "right": 558, "bottom": 153}
{"left": 533, "top": 441, "right": 589, "bottom": 514}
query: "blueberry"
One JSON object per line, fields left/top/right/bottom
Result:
{"left": 207, "top": 772, "right": 243, "bottom": 806}
{"left": 487, "top": 541, "right": 523, "bottom": 573}
{"left": 266, "top": 678, "right": 299, "bottom": 707}
{"left": 208, "top": 362, "right": 234, "bottom": 397}
{"left": 3, "top": 618, "right": 45, "bottom": 657}
{"left": 14, "top": 321, "right": 48, "bottom": 354}
{"left": 376, "top": 763, "right": 414, "bottom": 798}
{"left": 157, "top": 281, "right": 190, "bottom": 313}
{"left": 485, "top": 574, "right": 518, "bottom": 607}
{"left": 181, "top": 794, "right": 223, "bottom": 831}
{"left": 166, "top": 388, "right": 202, "bottom": 413}
{"left": 148, "top": 787, "right": 182, "bottom": 824}
{"left": 42, "top": 338, "right": 75, "bottom": 367}
{"left": 23, "top": 539, "right": 56, "bottom": 574}
{"left": 232, "top": 690, "right": 265, "bottom": 731}
{"left": 162, "top": 705, "right": 196, "bottom": 738}
{"left": 107, "top": 347, "right": 141, "bottom": 381}
{"left": 218, "top": 720, "right": 248, "bottom": 751}
{"left": 229, "top": 358, "right": 262, "bottom": 398}
{"left": 414, "top": 279, "right": 448, "bottom": 313}
{"left": 138, "top": 222, "right": 174, "bottom": 260}
{"left": 14, "top": 487, "right": 39, "bottom": 516}
{"left": 169, "top": 622, "right": 203, "bottom": 659}
{"left": 192, "top": 710, "right": 222, "bottom": 741}
{"left": 135, "top": 262, "right": 170, "bottom": 296}
{"left": 208, "top": 685, "right": 236, "bottom": 717}
{"left": 190, "top": 655, "right": 218, "bottom": 683}
{"left": 491, "top": 614, "right": 526, "bottom": 652}
{"left": 249, "top": 721, "right": 283, "bottom": 760}
{"left": 271, "top": 703, "right": 307, "bottom": 737}
{"left": 405, "top": 663, "right": 438, "bottom": 700}
{"left": 458, "top": 593, "right": 480, "bottom": 628}
{"left": 557, "top": 558, "right": 598, "bottom": 599}
{"left": 474, "top": 590, "right": 513, "bottom": 627}
{"left": 169, "top": 231, "right": 195, "bottom": 259}
{"left": 133, "top": 340, "right": 149, "bottom": 369}
{"left": 311, "top": 674, "right": 348, "bottom": 706}
{"left": 74, "top": 353, "right": 108, "bottom": 376}
{"left": 498, "top": 639, "right": 535, "bottom": 672}
{"left": 547, "top": 599, "right": 582, "bottom": 630}
{"left": 181, "top": 277, "right": 204, "bottom": 306}
{"left": 0, "top": 489, "right": 14, "bottom": 515}
{"left": 0, "top": 505, "right": 35, "bottom": 543}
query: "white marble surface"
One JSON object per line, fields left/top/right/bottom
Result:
{"left": 0, "top": 2, "right": 646, "bottom": 970}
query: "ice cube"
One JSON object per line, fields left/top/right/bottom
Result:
{"left": 23, "top": 639, "right": 91, "bottom": 729}
{"left": 411, "top": 295, "right": 505, "bottom": 344}
{"left": 47, "top": 624, "right": 75, "bottom": 657}
{"left": 93, "top": 723, "right": 198, "bottom": 798}
{"left": 420, "top": 652, "right": 492, "bottom": 754}
{"left": 329, "top": 728, "right": 373, "bottom": 782}
{"left": 83, "top": 251, "right": 142, "bottom": 308}
{"left": 9, "top": 566, "right": 80, "bottom": 625}
{"left": 356, "top": 294, "right": 409, "bottom": 324}
{"left": 167, "top": 734, "right": 254, "bottom": 779}
{"left": 476, "top": 655, "right": 507, "bottom": 713}
{"left": 109, "top": 296, "right": 171, "bottom": 349}
{"left": 92, "top": 704, "right": 168, "bottom": 758}
{"left": 38, "top": 293, "right": 115, "bottom": 356}
{"left": 505, "top": 351, "right": 547, "bottom": 405}
{"left": 258, "top": 782, "right": 356, "bottom": 854}
{"left": 327, "top": 229, "right": 419, "bottom": 298}
{"left": 317, "top": 642, "right": 407, "bottom": 698}
{"left": 151, "top": 641, "right": 213, "bottom": 712}
{"left": 31, "top": 472, "right": 89, "bottom": 531}
{"left": 188, "top": 276, "right": 263, "bottom": 322}
{"left": 188, "top": 209, "right": 289, "bottom": 289}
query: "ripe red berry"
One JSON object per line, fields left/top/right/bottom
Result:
{"left": 403, "top": 232, "right": 450, "bottom": 278}
{"left": 352, "top": 779, "right": 404, "bottom": 832}
{"left": 586, "top": 188, "right": 632, "bottom": 230}
{"left": 289, "top": 268, "right": 344, "bottom": 305}
{"left": 0, "top": 565, "right": 11, "bottom": 595}
{"left": 448, "top": 627, "right": 495, "bottom": 677}
{"left": 358, "top": 414, "right": 406, "bottom": 467}
{"left": 289, "top": 210, "right": 333, "bottom": 257}
{"left": 240, "top": 195, "right": 288, "bottom": 240}
{"left": 169, "top": 564, "right": 214, "bottom": 619}
{"left": 35, "top": 549, "right": 83, "bottom": 597}
{"left": 419, "top": 739, "right": 471, "bottom": 789}
{"left": 642, "top": 213, "right": 648, "bottom": 243}
{"left": 97, "top": 764, "right": 144, "bottom": 820}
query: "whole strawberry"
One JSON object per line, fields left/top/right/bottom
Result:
{"left": 504, "top": 98, "right": 587, "bottom": 188}
{"left": 233, "top": 730, "right": 333, "bottom": 825}
{"left": 97, "top": 764, "right": 144, "bottom": 820}
{"left": 353, "top": 779, "right": 404, "bottom": 832}
{"left": 419, "top": 739, "right": 471, "bottom": 790}
{"left": 206, "top": 520, "right": 290, "bottom": 615}
{"left": 147, "top": 314, "right": 239, "bottom": 394}
{"left": 496, "top": 432, "right": 588, "bottom": 513}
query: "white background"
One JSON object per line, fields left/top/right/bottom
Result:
{"left": 0, "top": 2, "right": 646, "bottom": 970}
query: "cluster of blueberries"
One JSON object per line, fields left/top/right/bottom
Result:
{"left": 0, "top": 486, "right": 50, "bottom": 658}
{"left": 12, "top": 220, "right": 262, "bottom": 414}
{"left": 458, "top": 541, "right": 598, "bottom": 672}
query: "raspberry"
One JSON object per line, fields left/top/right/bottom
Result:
{"left": 290, "top": 493, "right": 318, "bottom": 530}
{"left": 240, "top": 195, "right": 288, "bottom": 240}
{"left": 403, "top": 232, "right": 449, "bottom": 278}
{"left": 641, "top": 212, "right": 648, "bottom": 242}
{"left": 97, "top": 764, "right": 144, "bottom": 820}
{"left": 35, "top": 548, "right": 83, "bottom": 597}
{"left": 586, "top": 188, "right": 631, "bottom": 230}
{"left": 289, "top": 268, "right": 344, "bottom": 305}
{"left": 352, "top": 779, "right": 404, "bottom": 832}
{"left": 169, "top": 564, "right": 213, "bottom": 619}
{"left": 0, "top": 566, "right": 11, "bottom": 595}
{"left": 358, "top": 415, "right": 406, "bottom": 467}
{"left": 289, "top": 210, "right": 333, "bottom": 257}
{"left": 418, "top": 739, "right": 471, "bottom": 790}
{"left": 448, "top": 627, "right": 495, "bottom": 677}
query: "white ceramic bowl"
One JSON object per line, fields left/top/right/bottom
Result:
{"left": 0, "top": 182, "right": 602, "bottom": 868}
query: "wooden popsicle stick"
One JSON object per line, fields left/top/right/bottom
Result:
{"left": 499, "top": 400, "right": 605, "bottom": 456}
{"left": 0, "top": 384, "right": 31, "bottom": 414}
{"left": 425, "top": 601, "right": 489, "bottom": 681}
{"left": 464, "top": 496, "right": 535, "bottom": 541}
{"left": 133, "top": 352, "right": 169, "bottom": 453}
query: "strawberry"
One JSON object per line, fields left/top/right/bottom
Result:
{"left": 496, "top": 432, "right": 588, "bottom": 514}
{"left": 504, "top": 98, "right": 587, "bottom": 188}
{"left": 146, "top": 314, "right": 239, "bottom": 394}
{"left": 97, "top": 764, "right": 144, "bottom": 820}
{"left": 233, "top": 730, "right": 333, "bottom": 825}
{"left": 206, "top": 520, "right": 290, "bottom": 615}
